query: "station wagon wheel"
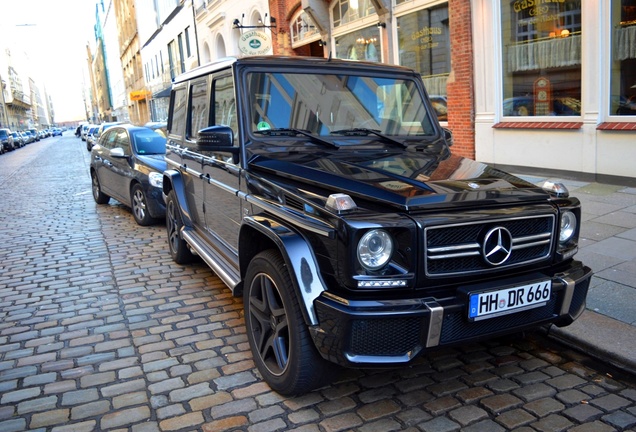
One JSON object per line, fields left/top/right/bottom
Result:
{"left": 131, "top": 184, "right": 155, "bottom": 226}
{"left": 245, "top": 249, "right": 333, "bottom": 395}
{"left": 165, "top": 190, "right": 194, "bottom": 264}
{"left": 91, "top": 171, "right": 110, "bottom": 204}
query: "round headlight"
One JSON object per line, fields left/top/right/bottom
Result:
{"left": 149, "top": 172, "right": 163, "bottom": 188}
{"left": 559, "top": 211, "right": 577, "bottom": 243}
{"left": 357, "top": 229, "right": 393, "bottom": 270}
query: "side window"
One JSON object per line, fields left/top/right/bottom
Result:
{"left": 115, "top": 130, "right": 131, "bottom": 154}
{"left": 103, "top": 130, "right": 117, "bottom": 150}
{"left": 214, "top": 75, "right": 238, "bottom": 139}
{"left": 170, "top": 87, "right": 187, "bottom": 138}
{"left": 189, "top": 80, "right": 210, "bottom": 140}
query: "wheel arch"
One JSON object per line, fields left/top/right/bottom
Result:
{"left": 239, "top": 217, "right": 327, "bottom": 326}
{"left": 162, "top": 169, "right": 193, "bottom": 227}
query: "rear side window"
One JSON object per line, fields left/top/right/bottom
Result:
{"left": 169, "top": 87, "right": 188, "bottom": 139}
{"left": 189, "top": 80, "right": 209, "bottom": 140}
{"left": 214, "top": 75, "right": 238, "bottom": 138}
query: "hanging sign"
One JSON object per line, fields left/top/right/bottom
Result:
{"left": 238, "top": 31, "right": 272, "bottom": 56}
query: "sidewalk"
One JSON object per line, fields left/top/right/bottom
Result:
{"left": 516, "top": 174, "right": 636, "bottom": 376}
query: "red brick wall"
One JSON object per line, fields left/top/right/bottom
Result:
{"left": 447, "top": 0, "right": 475, "bottom": 159}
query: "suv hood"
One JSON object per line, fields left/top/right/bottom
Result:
{"left": 249, "top": 146, "right": 547, "bottom": 211}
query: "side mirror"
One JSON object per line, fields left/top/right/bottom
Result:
{"left": 196, "top": 126, "right": 235, "bottom": 150}
{"left": 110, "top": 147, "right": 126, "bottom": 158}
{"left": 443, "top": 128, "right": 453, "bottom": 147}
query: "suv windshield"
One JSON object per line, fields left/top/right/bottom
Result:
{"left": 247, "top": 72, "right": 435, "bottom": 138}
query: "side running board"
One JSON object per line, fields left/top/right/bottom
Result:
{"left": 182, "top": 229, "right": 241, "bottom": 294}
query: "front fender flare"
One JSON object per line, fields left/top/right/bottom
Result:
{"left": 162, "top": 169, "right": 193, "bottom": 228}
{"left": 242, "top": 216, "right": 327, "bottom": 326}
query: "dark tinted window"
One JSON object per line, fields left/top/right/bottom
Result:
{"left": 189, "top": 80, "right": 209, "bottom": 140}
{"left": 170, "top": 87, "right": 188, "bottom": 138}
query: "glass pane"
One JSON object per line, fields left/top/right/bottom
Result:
{"left": 397, "top": 3, "right": 450, "bottom": 121}
{"left": 246, "top": 72, "right": 435, "bottom": 137}
{"left": 335, "top": 25, "right": 381, "bottom": 61}
{"left": 214, "top": 76, "right": 238, "bottom": 137}
{"left": 169, "top": 88, "right": 187, "bottom": 138}
{"left": 611, "top": 0, "right": 636, "bottom": 116}
{"left": 333, "top": 0, "right": 376, "bottom": 27}
{"left": 501, "top": 0, "right": 582, "bottom": 117}
{"left": 190, "top": 80, "right": 209, "bottom": 139}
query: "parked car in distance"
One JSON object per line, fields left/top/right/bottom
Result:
{"left": 162, "top": 56, "right": 593, "bottom": 395}
{"left": 0, "top": 128, "right": 15, "bottom": 153}
{"left": 96, "top": 121, "right": 125, "bottom": 140}
{"left": 86, "top": 126, "right": 100, "bottom": 151}
{"left": 10, "top": 132, "right": 24, "bottom": 148}
{"left": 28, "top": 128, "right": 40, "bottom": 141}
{"left": 143, "top": 121, "right": 167, "bottom": 138}
{"left": 90, "top": 124, "right": 167, "bottom": 226}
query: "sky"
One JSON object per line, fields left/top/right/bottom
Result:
{"left": 1, "top": 0, "right": 97, "bottom": 122}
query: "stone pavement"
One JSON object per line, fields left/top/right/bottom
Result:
{"left": 0, "top": 135, "right": 635, "bottom": 431}
{"left": 513, "top": 174, "right": 636, "bottom": 377}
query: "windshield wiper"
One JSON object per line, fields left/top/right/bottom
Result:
{"left": 254, "top": 128, "right": 339, "bottom": 149}
{"left": 330, "top": 128, "right": 408, "bottom": 149}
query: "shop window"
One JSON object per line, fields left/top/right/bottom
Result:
{"left": 335, "top": 25, "right": 381, "bottom": 62}
{"left": 333, "top": 0, "right": 376, "bottom": 27}
{"left": 611, "top": 0, "right": 636, "bottom": 116}
{"left": 501, "top": 0, "right": 582, "bottom": 117}
{"left": 397, "top": 3, "right": 450, "bottom": 121}
{"left": 291, "top": 11, "right": 320, "bottom": 46}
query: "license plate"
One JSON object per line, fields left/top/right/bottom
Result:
{"left": 468, "top": 280, "right": 551, "bottom": 321}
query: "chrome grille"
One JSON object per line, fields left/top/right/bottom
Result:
{"left": 425, "top": 215, "right": 554, "bottom": 277}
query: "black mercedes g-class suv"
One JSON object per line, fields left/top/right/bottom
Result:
{"left": 162, "top": 56, "right": 592, "bottom": 395}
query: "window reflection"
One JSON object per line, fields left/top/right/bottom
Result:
{"left": 611, "top": 0, "right": 636, "bottom": 116}
{"left": 501, "top": 0, "right": 582, "bottom": 117}
{"left": 397, "top": 3, "right": 450, "bottom": 121}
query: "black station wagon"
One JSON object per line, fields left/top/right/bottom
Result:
{"left": 162, "top": 56, "right": 593, "bottom": 395}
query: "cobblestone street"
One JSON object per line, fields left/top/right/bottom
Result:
{"left": 1, "top": 135, "right": 635, "bottom": 431}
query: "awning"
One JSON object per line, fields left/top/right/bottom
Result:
{"left": 152, "top": 87, "right": 171, "bottom": 99}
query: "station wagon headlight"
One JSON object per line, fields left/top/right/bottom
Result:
{"left": 559, "top": 211, "right": 577, "bottom": 243}
{"left": 149, "top": 172, "right": 163, "bottom": 188}
{"left": 357, "top": 229, "right": 393, "bottom": 270}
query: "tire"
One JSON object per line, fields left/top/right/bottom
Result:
{"left": 244, "top": 249, "right": 333, "bottom": 395}
{"left": 91, "top": 172, "right": 110, "bottom": 204}
{"left": 131, "top": 184, "right": 156, "bottom": 226}
{"left": 165, "top": 190, "right": 195, "bottom": 264}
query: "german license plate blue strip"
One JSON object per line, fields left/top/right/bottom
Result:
{"left": 469, "top": 280, "right": 551, "bottom": 321}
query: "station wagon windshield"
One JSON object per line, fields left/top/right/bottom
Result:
{"left": 246, "top": 72, "right": 436, "bottom": 138}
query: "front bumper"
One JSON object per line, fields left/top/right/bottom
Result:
{"left": 310, "top": 260, "right": 592, "bottom": 367}
{"left": 146, "top": 186, "right": 166, "bottom": 218}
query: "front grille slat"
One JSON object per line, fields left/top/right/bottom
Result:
{"left": 425, "top": 214, "right": 555, "bottom": 277}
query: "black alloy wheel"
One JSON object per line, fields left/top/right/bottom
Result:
{"left": 244, "top": 250, "right": 332, "bottom": 395}
{"left": 165, "top": 190, "right": 194, "bottom": 264}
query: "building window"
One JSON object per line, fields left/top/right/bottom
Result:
{"left": 501, "top": 0, "right": 582, "bottom": 117}
{"left": 397, "top": 3, "right": 450, "bottom": 121}
{"left": 335, "top": 25, "right": 381, "bottom": 61}
{"left": 185, "top": 27, "right": 192, "bottom": 58}
{"left": 333, "top": 0, "right": 376, "bottom": 27}
{"left": 291, "top": 10, "right": 320, "bottom": 46}
{"left": 611, "top": 0, "right": 636, "bottom": 116}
